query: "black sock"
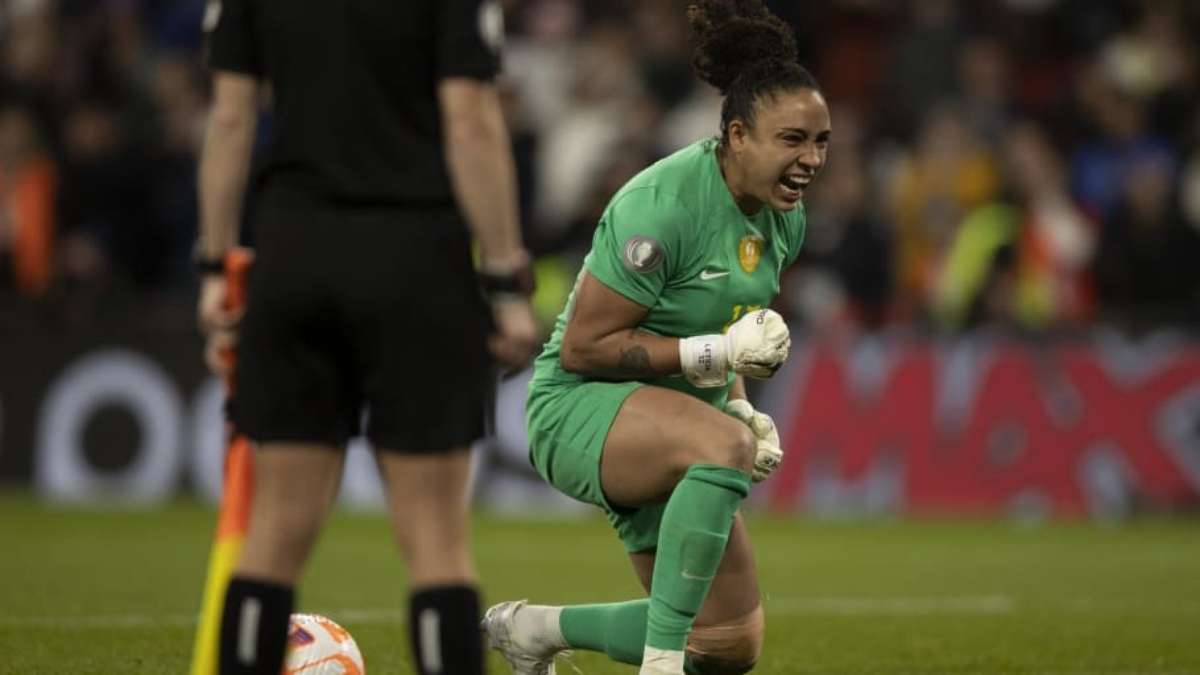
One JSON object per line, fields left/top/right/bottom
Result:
{"left": 219, "top": 577, "right": 295, "bottom": 675}
{"left": 408, "top": 584, "right": 484, "bottom": 675}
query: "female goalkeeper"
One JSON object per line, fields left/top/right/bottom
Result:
{"left": 485, "top": 2, "right": 830, "bottom": 673}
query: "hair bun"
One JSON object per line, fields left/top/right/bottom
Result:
{"left": 688, "top": 0, "right": 798, "bottom": 95}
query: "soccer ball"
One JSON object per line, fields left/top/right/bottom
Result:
{"left": 284, "top": 613, "right": 365, "bottom": 675}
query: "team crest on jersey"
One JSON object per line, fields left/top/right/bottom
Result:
{"left": 738, "top": 235, "right": 764, "bottom": 273}
{"left": 623, "top": 236, "right": 664, "bottom": 273}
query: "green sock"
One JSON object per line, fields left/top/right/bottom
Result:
{"left": 558, "top": 600, "right": 706, "bottom": 672}
{"left": 560, "top": 599, "right": 649, "bottom": 664}
{"left": 645, "top": 464, "right": 750, "bottom": 652}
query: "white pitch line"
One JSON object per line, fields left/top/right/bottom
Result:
{"left": 0, "top": 596, "right": 1013, "bottom": 630}
{"left": 766, "top": 595, "right": 1015, "bottom": 616}
{"left": 0, "top": 613, "right": 198, "bottom": 629}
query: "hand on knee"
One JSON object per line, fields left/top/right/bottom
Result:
{"left": 717, "top": 425, "right": 758, "bottom": 475}
{"left": 686, "top": 606, "right": 764, "bottom": 675}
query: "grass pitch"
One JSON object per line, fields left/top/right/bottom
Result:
{"left": 0, "top": 493, "right": 1197, "bottom": 674}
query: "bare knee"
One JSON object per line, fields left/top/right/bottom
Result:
{"left": 391, "top": 507, "right": 476, "bottom": 585}
{"left": 265, "top": 502, "right": 327, "bottom": 560}
{"left": 690, "top": 422, "right": 756, "bottom": 476}
{"left": 687, "top": 606, "right": 764, "bottom": 675}
{"left": 239, "top": 497, "right": 327, "bottom": 582}
{"left": 381, "top": 454, "right": 477, "bottom": 585}
{"left": 239, "top": 444, "right": 344, "bottom": 582}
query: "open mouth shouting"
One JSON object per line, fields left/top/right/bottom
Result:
{"left": 777, "top": 172, "right": 811, "bottom": 203}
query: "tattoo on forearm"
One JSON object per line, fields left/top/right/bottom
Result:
{"left": 617, "top": 345, "right": 653, "bottom": 376}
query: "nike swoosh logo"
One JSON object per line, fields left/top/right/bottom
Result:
{"left": 699, "top": 269, "right": 730, "bottom": 281}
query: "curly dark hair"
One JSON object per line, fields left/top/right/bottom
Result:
{"left": 688, "top": 0, "right": 821, "bottom": 148}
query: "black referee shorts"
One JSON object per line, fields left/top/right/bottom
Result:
{"left": 231, "top": 198, "right": 493, "bottom": 451}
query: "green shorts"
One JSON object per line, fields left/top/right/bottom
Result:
{"left": 525, "top": 379, "right": 667, "bottom": 553}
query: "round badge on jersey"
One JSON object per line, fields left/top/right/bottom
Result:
{"left": 738, "top": 235, "right": 764, "bottom": 273}
{"left": 623, "top": 236, "right": 665, "bottom": 274}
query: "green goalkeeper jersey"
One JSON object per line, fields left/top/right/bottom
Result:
{"left": 531, "top": 138, "right": 807, "bottom": 408}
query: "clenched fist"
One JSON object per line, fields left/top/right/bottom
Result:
{"left": 679, "top": 309, "right": 791, "bottom": 388}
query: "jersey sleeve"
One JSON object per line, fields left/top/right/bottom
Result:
{"left": 585, "top": 188, "right": 693, "bottom": 308}
{"left": 436, "top": 0, "right": 502, "bottom": 80}
{"left": 203, "top": 0, "right": 261, "bottom": 76}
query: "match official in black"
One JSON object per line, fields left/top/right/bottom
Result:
{"left": 195, "top": 1, "right": 537, "bottom": 674}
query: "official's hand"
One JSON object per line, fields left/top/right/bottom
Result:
{"left": 488, "top": 296, "right": 539, "bottom": 372}
{"left": 724, "top": 308, "right": 790, "bottom": 379}
{"left": 725, "top": 398, "right": 783, "bottom": 482}
{"left": 197, "top": 275, "right": 243, "bottom": 376}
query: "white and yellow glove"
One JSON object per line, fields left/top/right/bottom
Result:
{"left": 725, "top": 399, "right": 783, "bottom": 483}
{"left": 679, "top": 309, "right": 790, "bottom": 388}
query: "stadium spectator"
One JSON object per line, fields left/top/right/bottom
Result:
{"left": 881, "top": 0, "right": 963, "bottom": 140}
{"left": 789, "top": 110, "right": 893, "bottom": 334}
{"left": 1070, "top": 66, "right": 1177, "bottom": 224}
{"left": 957, "top": 36, "right": 1016, "bottom": 149}
{"left": 0, "top": 103, "right": 56, "bottom": 298}
{"left": 932, "top": 122, "right": 1097, "bottom": 332}
{"left": 1093, "top": 153, "right": 1200, "bottom": 330}
{"left": 1, "top": 0, "right": 1198, "bottom": 335}
{"left": 889, "top": 103, "right": 1001, "bottom": 321}
{"left": 56, "top": 97, "right": 159, "bottom": 288}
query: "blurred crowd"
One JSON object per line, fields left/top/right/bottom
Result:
{"left": 1, "top": 0, "right": 1198, "bottom": 336}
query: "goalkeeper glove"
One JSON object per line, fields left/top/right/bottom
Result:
{"left": 679, "top": 308, "right": 790, "bottom": 388}
{"left": 725, "top": 398, "right": 783, "bottom": 483}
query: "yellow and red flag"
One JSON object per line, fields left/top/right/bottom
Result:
{"left": 189, "top": 248, "right": 255, "bottom": 675}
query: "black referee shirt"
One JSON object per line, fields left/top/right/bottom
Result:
{"left": 204, "top": 0, "right": 503, "bottom": 207}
